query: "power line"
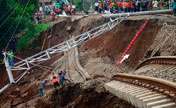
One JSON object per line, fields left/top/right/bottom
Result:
{"left": 0, "top": 0, "right": 20, "bottom": 21}
{"left": 0, "top": 0, "right": 25, "bottom": 42}
{"left": 0, "top": 0, "right": 24, "bottom": 28}
{"left": 0, "top": 22, "right": 14, "bottom": 42}
{"left": 0, "top": 9, "right": 17, "bottom": 28}
{"left": 12, "top": 52, "right": 62, "bottom": 72}
{"left": 5, "top": 0, "right": 31, "bottom": 50}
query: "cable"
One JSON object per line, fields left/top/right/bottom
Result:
{"left": 0, "top": 5, "right": 18, "bottom": 28}
{"left": 12, "top": 52, "right": 63, "bottom": 81}
{"left": 0, "top": 0, "right": 20, "bottom": 21}
{"left": 5, "top": 0, "right": 31, "bottom": 50}
{"left": 12, "top": 52, "right": 62, "bottom": 71}
{"left": 0, "top": 22, "right": 15, "bottom": 42}
{"left": 0, "top": 0, "right": 24, "bottom": 42}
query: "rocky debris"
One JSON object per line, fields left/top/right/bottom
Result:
{"left": 26, "top": 98, "right": 38, "bottom": 107}
{"left": 1, "top": 100, "right": 11, "bottom": 108}
{"left": 35, "top": 77, "right": 134, "bottom": 108}
{"left": 16, "top": 103, "right": 26, "bottom": 108}
{"left": 145, "top": 25, "right": 176, "bottom": 57}
{"left": 9, "top": 88, "right": 20, "bottom": 97}
{"left": 21, "top": 92, "right": 28, "bottom": 98}
{"left": 12, "top": 98, "right": 23, "bottom": 106}
{"left": 134, "top": 64, "right": 176, "bottom": 82}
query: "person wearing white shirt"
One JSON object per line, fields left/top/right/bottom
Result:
{"left": 39, "top": 6, "right": 43, "bottom": 14}
{"left": 72, "top": 5, "right": 76, "bottom": 9}
{"left": 152, "top": 0, "right": 158, "bottom": 9}
{"left": 94, "top": 2, "right": 99, "bottom": 13}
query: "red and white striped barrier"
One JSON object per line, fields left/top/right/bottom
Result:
{"left": 115, "top": 18, "right": 150, "bottom": 67}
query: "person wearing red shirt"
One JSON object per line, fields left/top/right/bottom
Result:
{"left": 131, "top": 2, "right": 134, "bottom": 12}
{"left": 52, "top": 12, "right": 55, "bottom": 22}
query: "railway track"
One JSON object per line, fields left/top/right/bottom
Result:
{"left": 105, "top": 73, "right": 176, "bottom": 108}
{"left": 73, "top": 47, "right": 90, "bottom": 81}
{"left": 66, "top": 47, "right": 90, "bottom": 83}
{"left": 136, "top": 56, "right": 176, "bottom": 70}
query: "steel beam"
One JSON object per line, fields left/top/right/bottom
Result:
{"left": 102, "top": 9, "right": 172, "bottom": 18}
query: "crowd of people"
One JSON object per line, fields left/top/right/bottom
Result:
{"left": 53, "top": 4, "right": 76, "bottom": 15}
{"left": 36, "top": 70, "right": 71, "bottom": 97}
{"left": 94, "top": 0, "right": 176, "bottom": 14}
{"left": 34, "top": 3, "right": 77, "bottom": 24}
{"left": 33, "top": 0, "right": 176, "bottom": 24}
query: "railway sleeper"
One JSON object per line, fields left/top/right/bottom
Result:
{"left": 104, "top": 81, "right": 176, "bottom": 108}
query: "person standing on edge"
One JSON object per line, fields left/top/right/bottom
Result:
{"left": 131, "top": 1, "right": 134, "bottom": 12}
{"left": 172, "top": 0, "right": 176, "bottom": 16}
{"left": 109, "top": 2, "right": 114, "bottom": 13}
{"left": 95, "top": 2, "right": 99, "bottom": 13}
{"left": 37, "top": 13, "right": 40, "bottom": 25}
{"left": 39, "top": 6, "right": 43, "bottom": 14}
{"left": 52, "top": 12, "right": 55, "bottom": 22}
{"left": 48, "top": 6, "right": 51, "bottom": 14}
{"left": 152, "top": 0, "right": 158, "bottom": 10}
{"left": 45, "top": 6, "right": 48, "bottom": 15}
{"left": 8, "top": 50, "right": 14, "bottom": 66}
{"left": 36, "top": 79, "right": 44, "bottom": 97}
{"left": 114, "top": 1, "right": 119, "bottom": 13}
{"left": 136, "top": 0, "right": 141, "bottom": 12}
{"left": 133, "top": 0, "right": 137, "bottom": 12}
{"left": 72, "top": 4, "right": 76, "bottom": 14}
{"left": 99, "top": 2, "right": 103, "bottom": 13}
{"left": 118, "top": 0, "right": 122, "bottom": 13}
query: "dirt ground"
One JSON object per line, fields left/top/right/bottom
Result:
{"left": 35, "top": 78, "right": 134, "bottom": 108}
{"left": 78, "top": 19, "right": 162, "bottom": 79}
{"left": 0, "top": 14, "right": 176, "bottom": 108}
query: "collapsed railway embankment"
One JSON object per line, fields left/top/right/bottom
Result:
{"left": 0, "top": 15, "right": 176, "bottom": 108}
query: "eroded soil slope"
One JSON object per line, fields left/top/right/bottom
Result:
{"left": 79, "top": 19, "right": 162, "bottom": 78}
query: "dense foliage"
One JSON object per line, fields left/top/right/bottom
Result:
{"left": 0, "top": 0, "right": 50, "bottom": 53}
{"left": 75, "top": 0, "right": 83, "bottom": 11}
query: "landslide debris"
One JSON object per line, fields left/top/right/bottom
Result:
{"left": 35, "top": 78, "right": 134, "bottom": 108}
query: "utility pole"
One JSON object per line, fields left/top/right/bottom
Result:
{"left": 42, "top": 0, "right": 46, "bottom": 19}
{"left": 3, "top": 52, "right": 15, "bottom": 83}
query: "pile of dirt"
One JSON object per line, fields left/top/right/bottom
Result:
{"left": 79, "top": 19, "right": 162, "bottom": 78}
{"left": 80, "top": 19, "right": 162, "bottom": 67}
{"left": 145, "top": 25, "right": 176, "bottom": 57}
{"left": 35, "top": 78, "right": 134, "bottom": 108}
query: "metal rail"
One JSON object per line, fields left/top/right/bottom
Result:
{"left": 73, "top": 47, "right": 89, "bottom": 81}
{"left": 112, "top": 73, "right": 176, "bottom": 100}
{"left": 1, "top": 15, "right": 129, "bottom": 94}
{"left": 102, "top": 9, "right": 172, "bottom": 18}
{"left": 135, "top": 56, "right": 176, "bottom": 70}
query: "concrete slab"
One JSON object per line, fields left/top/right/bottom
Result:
{"left": 147, "top": 99, "right": 171, "bottom": 108}
{"left": 151, "top": 103, "right": 176, "bottom": 108}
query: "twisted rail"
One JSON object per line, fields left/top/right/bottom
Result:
{"left": 135, "top": 56, "right": 176, "bottom": 70}
{"left": 112, "top": 73, "right": 176, "bottom": 101}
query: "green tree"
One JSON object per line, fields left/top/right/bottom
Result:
{"left": 0, "top": 0, "right": 39, "bottom": 51}
{"left": 0, "top": 0, "right": 51, "bottom": 54}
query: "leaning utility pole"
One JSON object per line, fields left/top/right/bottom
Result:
{"left": 3, "top": 52, "right": 15, "bottom": 83}
{"left": 42, "top": 0, "right": 46, "bottom": 19}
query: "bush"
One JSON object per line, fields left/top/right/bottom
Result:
{"left": 16, "top": 23, "right": 50, "bottom": 51}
